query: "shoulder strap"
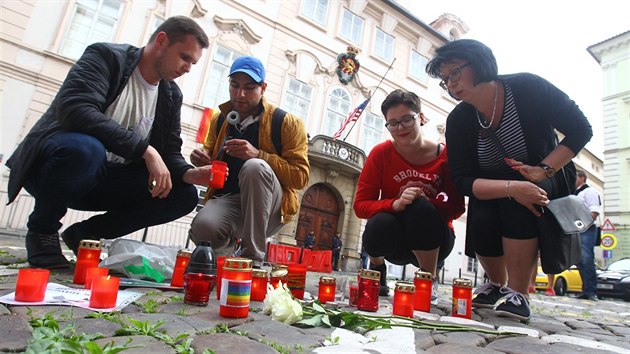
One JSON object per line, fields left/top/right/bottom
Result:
{"left": 271, "top": 108, "right": 286, "bottom": 155}
{"left": 216, "top": 113, "right": 225, "bottom": 134}
{"left": 217, "top": 108, "right": 285, "bottom": 154}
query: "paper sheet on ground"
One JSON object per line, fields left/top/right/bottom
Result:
{"left": 0, "top": 282, "right": 143, "bottom": 312}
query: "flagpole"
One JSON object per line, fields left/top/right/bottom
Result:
{"left": 342, "top": 57, "right": 396, "bottom": 141}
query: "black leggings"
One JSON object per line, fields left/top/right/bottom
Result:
{"left": 362, "top": 198, "right": 455, "bottom": 267}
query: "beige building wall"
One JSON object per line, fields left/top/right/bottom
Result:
{"left": 588, "top": 31, "right": 630, "bottom": 262}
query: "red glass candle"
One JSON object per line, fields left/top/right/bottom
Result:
{"left": 270, "top": 264, "right": 288, "bottom": 288}
{"left": 393, "top": 282, "right": 415, "bottom": 318}
{"left": 15, "top": 268, "right": 49, "bottom": 302}
{"left": 216, "top": 256, "right": 227, "bottom": 300}
{"left": 318, "top": 276, "right": 336, "bottom": 304}
{"left": 184, "top": 272, "right": 216, "bottom": 306}
{"left": 250, "top": 269, "right": 268, "bottom": 302}
{"left": 348, "top": 279, "right": 359, "bottom": 306}
{"left": 287, "top": 263, "right": 307, "bottom": 299}
{"left": 357, "top": 269, "right": 380, "bottom": 312}
{"left": 73, "top": 240, "right": 102, "bottom": 285}
{"left": 452, "top": 278, "right": 473, "bottom": 319}
{"left": 413, "top": 271, "right": 432, "bottom": 312}
{"left": 220, "top": 258, "right": 252, "bottom": 318}
{"left": 84, "top": 267, "right": 109, "bottom": 290}
{"left": 171, "top": 249, "right": 192, "bottom": 287}
{"left": 89, "top": 275, "right": 120, "bottom": 309}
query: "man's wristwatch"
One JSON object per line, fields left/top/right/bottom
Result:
{"left": 538, "top": 163, "right": 556, "bottom": 178}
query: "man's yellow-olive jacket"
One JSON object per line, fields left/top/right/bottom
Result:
{"left": 203, "top": 97, "right": 310, "bottom": 223}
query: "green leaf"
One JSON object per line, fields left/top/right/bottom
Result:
{"left": 311, "top": 302, "right": 327, "bottom": 314}
{"left": 294, "top": 314, "right": 324, "bottom": 327}
{"left": 321, "top": 314, "right": 332, "bottom": 327}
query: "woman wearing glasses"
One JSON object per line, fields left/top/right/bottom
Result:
{"left": 354, "top": 89, "right": 465, "bottom": 300}
{"left": 425, "top": 39, "right": 592, "bottom": 321}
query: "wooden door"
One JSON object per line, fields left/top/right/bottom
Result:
{"left": 296, "top": 184, "right": 340, "bottom": 250}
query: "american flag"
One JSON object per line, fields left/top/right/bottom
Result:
{"left": 332, "top": 99, "right": 369, "bottom": 140}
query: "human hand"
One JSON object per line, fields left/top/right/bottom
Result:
{"left": 224, "top": 139, "right": 260, "bottom": 160}
{"left": 504, "top": 158, "right": 547, "bottom": 183}
{"left": 182, "top": 165, "right": 228, "bottom": 186}
{"left": 392, "top": 187, "right": 424, "bottom": 212}
{"left": 143, "top": 146, "right": 172, "bottom": 198}
{"left": 190, "top": 147, "right": 212, "bottom": 167}
{"left": 509, "top": 180, "right": 549, "bottom": 217}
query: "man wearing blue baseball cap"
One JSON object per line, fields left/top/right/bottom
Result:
{"left": 189, "top": 56, "right": 310, "bottom": 267}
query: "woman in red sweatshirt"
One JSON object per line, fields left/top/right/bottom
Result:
{"left": 354, "top": 89, "right": 465, "bottom": 299}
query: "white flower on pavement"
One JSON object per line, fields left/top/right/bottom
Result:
{"left": 262, "top": 281, "right": 303, "bottom": 324}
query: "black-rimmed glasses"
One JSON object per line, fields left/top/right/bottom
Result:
{"left": 439, "top": 63, "right": 469, "bottom": 90}
{"left": 385, "top": 113, "right": 418, "bottom": 132}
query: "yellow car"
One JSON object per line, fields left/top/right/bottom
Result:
{"left": 535, "top": 265, "right": 583, "bottom": 295}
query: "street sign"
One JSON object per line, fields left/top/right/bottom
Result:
{"left": 601, "top": 218, "right": 616, "bottom": 231}
{"left": 603, "top": 250, "right": 612, "bottom": 259}
{"left": 600, "top": 233, "right": 617, "bottom": 250}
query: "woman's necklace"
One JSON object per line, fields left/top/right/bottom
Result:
{"left": 476, "top": 83, "right": 498, "bottom": 129}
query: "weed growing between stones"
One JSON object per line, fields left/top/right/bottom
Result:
{"left": 26, "top": 311, "right": 138, "bottom": 353}
{"left": 133, "top": 299, "right": 160, "bottom": 313}
{"left": 259, "top": 339, "right": 304, "bottom": 354}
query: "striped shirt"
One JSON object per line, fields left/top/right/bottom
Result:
{"left": 478, "top": 83, "right": 529, "bottom": 177}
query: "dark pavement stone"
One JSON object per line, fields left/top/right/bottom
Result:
{"left": 413, "top": 330, "right": 436, "bottom": 350}
{"left": 564, "top": 319, "right": 606, "bottom": 330}
{"left": 158, "top": 302, "right": 206, "bottom": 316}
{"left": 93, "top": 334, "right": 176, "bottom": 353}
{"left": 549, "top": 342, "right": 620, "bottom": 354}
{"left": 604, "top": 324, "right": 630, "bottom": 337}
{"left": 0, "top": 304, "right": 10, "bottom": 315}
{"left": 191, "top": 333, "right": 280, "bottom": 354}
{"left": 11, "top": 305, "right": 93, "bottom": 320}
{"left": 432, "top": 331, "right": 489, "bottom": 346}
{"left": 0, "top": 315, "right": 32, "bottom": 352}
{"left": 526, "top": 317, "right": 565, "bottom": 335}
{"left": 234, "top": 317, "right": 330, "bottom": 350}
{"left": 487, "top": 336, "right": 584, "bottom": 354}
{"left": 60, "top": 317, "right": 122, "bottom": 338}
{"left": 426, "top": 343, "right": 503, "bottom": 353}
{"left": 120, "top": 313, "right": 213, "bottom": 337}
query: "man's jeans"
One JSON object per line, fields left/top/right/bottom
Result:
{"left": 577, "top": 224, "right": 598, "bottom": 296}
{"left": 23, "top": 132, "right": 198, "bottom": 238}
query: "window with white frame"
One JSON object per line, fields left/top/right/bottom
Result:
{"left": 467, "top": 257, "right": 478, "bottom": 273}
{"left": 340, "top": 8, "right": 364, "bottom": 44}
{"left": 283, "top": 78, "right": 313, "bottom": 121}
{"left": 323, "top": 88, "right": 351, "bottom": 137}
{"left": 374, "top": 28, "right": 394, "bottom": 62}
{"left": 359, "top": 112, "right": 383, "bottom": 155}
{"left": 201, "top": 46, "right": 241, "bottom": 109}
{"left": 59, "top": 0, "right": 122, "bottom": 60}
{"left": 410, "top": 50, "right": 429, "bottom": 82}
{"left": 301, "top": 0, "right": 329, "bottom": 26}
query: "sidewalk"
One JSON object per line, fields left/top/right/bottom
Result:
{"left": 1, "top": 234, "right": 629, "bottom": 353}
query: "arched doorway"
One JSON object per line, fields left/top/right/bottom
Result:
{"left": 296, "top": 183, "right": 341, "bottom": 250}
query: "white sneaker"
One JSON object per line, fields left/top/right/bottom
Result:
{"left": 431, "top": 278, "right": 439, "bottom": 305}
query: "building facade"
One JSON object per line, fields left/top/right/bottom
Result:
{"left": 588, "top": 31, "right": 630, "bottom": 262}
{"left": 1, "top": 0, "right": 605, "bottom": 280}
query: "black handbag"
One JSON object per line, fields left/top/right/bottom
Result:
{"left": 485, "top": 128, "right": 587, "bottom": 274}
{"left": 538, "top": 193, "right": 592, "bottom": 274}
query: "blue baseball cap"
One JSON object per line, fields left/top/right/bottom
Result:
{"left": 229, "top": 56, "right": 266, "bottom": 83}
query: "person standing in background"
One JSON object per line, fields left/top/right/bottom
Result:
{"left": 575, "top": 169, "right": 601, "bottom": 301}
{"left": 304, "top": 229, "right": 316, "bottom": 250}
{"left": 332, "top": 232, "right": 343, "bottom": 271}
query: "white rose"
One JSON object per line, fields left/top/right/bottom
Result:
{"left": 262, "top": 282, "right": 303, "bottom": 324}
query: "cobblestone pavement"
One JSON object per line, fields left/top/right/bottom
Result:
{"left": 1, "top": 235, "right": 629, "bottom": 353}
